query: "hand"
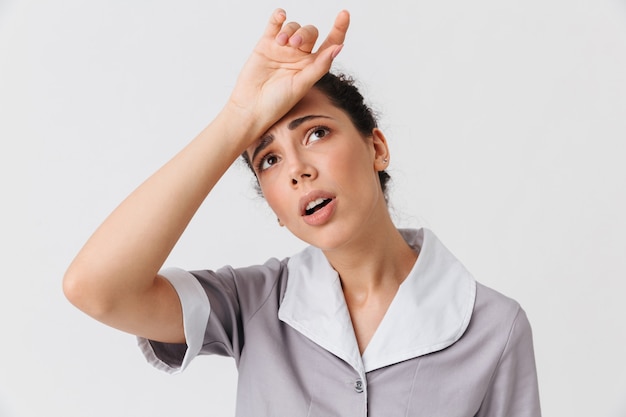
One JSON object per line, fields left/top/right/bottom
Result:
{"left": 227, "top": 9, "right": 350, "bottom": 137}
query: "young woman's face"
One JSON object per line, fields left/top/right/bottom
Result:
{"left": 247, "top": 88, "right": 390, "bottom": 251}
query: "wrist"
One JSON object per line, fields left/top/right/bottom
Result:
{"left": 218, "top": 101, "right": 269, "bottom": 148}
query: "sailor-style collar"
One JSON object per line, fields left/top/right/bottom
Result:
{"left": 278, "top": 228, "right": 477, "bottom": 377}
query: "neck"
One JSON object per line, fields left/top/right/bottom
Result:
{"left": 322, "top": 217, "right": 418, "bottom": 299}
{"left": 321, "top": 216, "right": 418, "bottom": 354}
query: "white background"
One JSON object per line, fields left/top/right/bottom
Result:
{"left": 1, "top": 0, "right": 625, "bottom": 416}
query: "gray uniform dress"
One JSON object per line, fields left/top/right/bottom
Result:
{"left": 139, "top": 228, "right": 541, "bottom": 416}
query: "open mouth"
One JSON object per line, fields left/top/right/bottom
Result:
{"left": 304, "top": 198, "right": 332, "bottom": 216}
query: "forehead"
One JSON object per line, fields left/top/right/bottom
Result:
{"left": 275, "top": 88, "right": 337, "bottom": 127}
{"left": 245, "top": 88, "right": 343, "bottom": 158}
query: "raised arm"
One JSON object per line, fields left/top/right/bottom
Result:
{"left": 62, "top": 9, "right": 350, "bottom": 343}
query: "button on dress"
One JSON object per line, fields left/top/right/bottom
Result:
{"left": 139, "top": 228, "right": 541, "bottom": 416}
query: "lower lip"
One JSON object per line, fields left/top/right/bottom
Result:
{"left": 302, "top": 199, "right": 336, "bottom": 226}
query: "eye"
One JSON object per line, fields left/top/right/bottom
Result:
{"left": 257, "top": 153, "right": 279, "bottom": 172}
{"left": 306, "top": 126, "right": 331, "bottom": 144}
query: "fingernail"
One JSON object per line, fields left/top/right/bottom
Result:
{"left": 289, "top": 34, "right": 303, "bottom": 47}
{"left": 276, "top": 33, "right": 289, "bottom": 45}
{"left": 331, "top": 44, "right": 344, "bottom": 59}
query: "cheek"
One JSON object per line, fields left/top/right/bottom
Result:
{"left": 260, "top": 179, "right": 290, "bottom": 217}
{"left": 327, "top": 145, "right": 377, "bottom": 188}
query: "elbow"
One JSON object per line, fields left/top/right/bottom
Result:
{"left": 63, "top": 266, "right": 115, "bottom": 320}
{"left": 62, "top": 268, "right": 86, "bottom": 308}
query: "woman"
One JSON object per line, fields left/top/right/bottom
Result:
{"left": 63, "top": 9, "right": 541, "bottom": 416}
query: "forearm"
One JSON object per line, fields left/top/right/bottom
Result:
{"left": 63, "top": 105, "right": 260, "bottom": 315}
{"left": 63, "top": 8, "right": 348, "bottom": 335}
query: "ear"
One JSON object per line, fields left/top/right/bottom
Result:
{"left": 371, "top": 128, "right": 390, "bottom": 171}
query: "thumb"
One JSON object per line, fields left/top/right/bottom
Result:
{"left": 298, "top": 44, "right": 344, "bottom": 85}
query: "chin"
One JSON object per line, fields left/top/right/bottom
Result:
{"left": 289, "top": 224, "right": 356, "bottom": 253}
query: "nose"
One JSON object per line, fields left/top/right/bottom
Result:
{"left": 291, "top": 173, "right": 311, "bottom": 185}
{"left": 288, "top": 153, "right": 316, "bottom": 186}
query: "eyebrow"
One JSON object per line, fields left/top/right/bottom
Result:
{"left": 250, "top": 134, "right": 274, "bottom": 166}
{"left": 288, "top": 114, "right": 331, "bottom": 130}
{"left": 250, "top": 115, "right": 332, "bottom": 164}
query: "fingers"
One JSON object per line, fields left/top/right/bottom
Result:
{"left": 318, "top": 10, "right": 350, "bottom": 51}
{"left": 297, "top": 43, "right": 342, "bottom": 85}
{"left": 263, "top": 8, "right": 287, "bottom": 39}
{"left": 289, "top": 25, "right": 319, "bottom": 52}
{"left": 276, "top": 22, "right": 303, "bottom": 46}
{"left": 298, "top": 11, "right": 349, "bottom": 79}
{"left": 265, "top": 9, "right": 347, "bottom": 55}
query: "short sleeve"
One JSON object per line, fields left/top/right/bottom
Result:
{"left": 476, "top": 307, "right": 542, "bottom": 417}
{"left": 137, "top": 259, "right": 286, "bottom": 375}
{"left": 137, "top": 267, "right": 210, "bottom": 374}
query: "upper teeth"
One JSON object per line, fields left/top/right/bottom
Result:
{"left": 306, "top": 198, "right": 327, "bottom": 211}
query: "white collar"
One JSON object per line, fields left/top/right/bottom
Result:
{"left": 278, "top": 228, "right": 477, "bottom": 376}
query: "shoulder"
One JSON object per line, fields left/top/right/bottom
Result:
{"left": 467, "top": 282, "right": 533, "bottom": 351}
{"left": 475, "top": 283, "right": 522, "bottom": 318}
{"left": 188, "top": 257, "right": 291, "bottom": 307}
{"left": 190, "top": 257, "right": 289, "bottom": 288}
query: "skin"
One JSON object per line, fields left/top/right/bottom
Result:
{"left": 248, "top": 88, "right": 387, "bottom": 252}
{"left": 63, "top": 9, "right": 417, "bottom": 353}
{"left": 248, "top": 89, "right": 418, "bottom": 351}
